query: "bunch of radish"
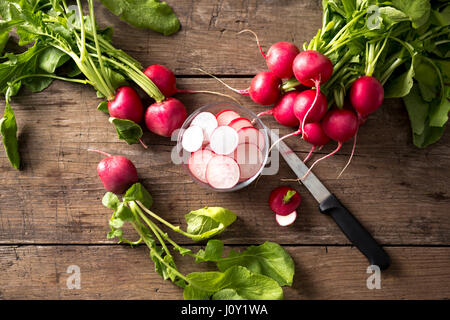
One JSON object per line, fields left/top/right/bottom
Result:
{"left": 206, "top": 30, "right": 385, "bottom": 178}
{"left": 181, "top": 109, "right": 266, "bottom": 190}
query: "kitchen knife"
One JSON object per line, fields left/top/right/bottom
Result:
{"left": 268, "top": 130, "right": 390, "bottom": 270}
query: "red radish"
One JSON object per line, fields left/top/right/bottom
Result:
{"left": 228, "top": 117, "right": 253, "bottom": 132}
{"left": 232, "top": 143, "right": 263, "bottom": 181}
{"left": 238, "top": 30, "right": 299, "bottom": 79}
{"left": 216, "top": 109, "right": 241, "bottom": 126}
{"left": 302, "top": 122, "right": 330, "bottom": 163}
{"left": 269, "top": 186, "right": 301, "bottom": 216}
{"left": 188, "top": 149, "right": 215, "bottom": 183}
{"left": 191, "top": 111, "right": 218, "bottom": 141}
{"left": 108, "top": 86, "right": 144, "bottom": 124}
{"left": 182, "top": 126, "right": 204, "bottom": 152}
{"left": 292, "top": 50, "right": 333, "bottom": 140}
{"left": 257, "top": 91, "right": 300, "bottom": 127}
{"left": 350, "top": 76, "right": 384, "bottom": 117}
{"left": 144, "top": 64, "right": 177, "bottom": 98}
{"left": 145, "top": 97, "right": 187, "bottom": 137}
{"left": 248, "top": 71, "right": 282, "bottom": 106}
{"left": 266, "top": 42, "right": 300, "bottom": 79}
{"left": 89, "top": 149, "right": 138, "bottom": 194}
{"left": 206, "top": 155, "right": 240, "bottom": 189}
{"left": 293, "top": 50, "right": 333, "bottom": 87}
{"left": 300, "top": 109, "right": 359, "bottom": 179}
{"left": 268, "top": 89, "right": 328, "bottom": 150}
{"left": 209, "top": 126, "right": 239, "bottom": 155}
{"left": 237, "top": 127, "right": 265, "bottom": 151}
{"left": 276, "top": 211, "right": 297, "bottom": 226}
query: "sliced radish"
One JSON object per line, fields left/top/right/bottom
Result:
{"left": 206, "top": 155, "right": 240, "bottom": 189}
{"left": 237, "top": 127, "right": 265, "bottom": 151}
{"left": 188, "top": 149, "right": 215, "bottom": 183}
{"left": 210, "top": 126, "right": 239, "bottom": 155}
{"left": 216, "top": 110, "right": 241, "bottom": 126}
{"left": 275, "top": 210, "right": 297, "bottom": 226}
{"left": 232, "top": 143, "right": 263, "bottom": 181}
{"left": 191, "top": 111, "right": 218, "bottom": 141}
{"left": 182, "top": 126, "right": 204, "bottom": 152}
{"left": 228, "top": 117, "right": 253, "bottom": 132}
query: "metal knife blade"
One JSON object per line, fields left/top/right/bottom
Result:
{"left": 268, "top": 129, "right": 331, "bottom": 203}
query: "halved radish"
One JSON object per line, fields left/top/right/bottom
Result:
{"left": 237, "top": 127, "right": 265, "bottom": 151}
{"left": 188, "top": 149, "right": 215, "bottom": 183}
{"left": 269, "top": 186, "right": 301, "bottom": 216}
{"left": 232, "top": 143, "right": 263, "bottom": 181}
{"left": 276, "top": 211, "right": 297, "bottom": 226}
{"left": 206, "top": 155, "right": 240, "bottom": 189}
{"left": 182, "top": 126, "right": 204, "bottom": 152}
{"left": 191, "top": 111, "right": 218, "bottom": 141}
{"left": 216, "top": 110, "right": 241, "bottom": 126}
{"left": 210, "top": 126, "right": 239, "bottom": 155}
{"left": 228, "top": 117, "right": 253, "bottom": 132}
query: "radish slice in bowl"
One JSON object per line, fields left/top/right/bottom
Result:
{"left": 182, "top": 125, "right": 204, "bottom": 152}
{"left": 210, "top": 126, "right": 239, "bottom": 155}
{"left": 276, "top": 211, "right": 297, "bottom": 226}
{"left": 206, "top": 155, "right": 240, "bottom": 189}
{"left": 188, "top": 149, "right": 215, "bottom": 183}
{"left": 216, "top": 110, "right": 241, "bottom": 126}
{"left": 228, "top": 117, "right": 253, "bottom": 132}
{"left": 237, "top": 127, "right": 265, "bottom": 151}
{"left": 191, "top": 111, "right": 218, "bottom": 141}
{"left": 232, "top": 143, "right": 263, "bottom": 181}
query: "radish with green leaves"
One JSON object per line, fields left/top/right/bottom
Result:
{"left": 145, "top": 97, "right": 188, "bottom": 137}
{"left": 350, "top": 76, "right": 384, "bottom": 118}
{"left": 257, "top": 91, "right": 300, "bottom": 127}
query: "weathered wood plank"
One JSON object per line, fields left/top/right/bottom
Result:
{"left": 0, "top": 245, "right": 449, "bottom": 300}
{"left": 91, "top": 0, "right": 323, "bottom": 75}
{"left": 0, "top": 79, "right": 449, "bottom": 245}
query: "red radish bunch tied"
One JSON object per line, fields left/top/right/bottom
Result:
{"left": 182, "top": 108, "right": 266, "bottom": 190}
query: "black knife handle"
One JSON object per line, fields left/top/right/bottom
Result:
{"left": 319, "top": 194, "right": 390, "bottom": 270}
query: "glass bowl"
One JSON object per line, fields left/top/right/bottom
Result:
{"left": 176, "top": 102, "right": 269, "bottom": 192}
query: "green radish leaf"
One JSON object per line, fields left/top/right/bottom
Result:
{"left": 99, "top": 0, "right": 181, "bottom": 36}
{"left": 102, "top": 192, "right": 120, "bottom": 209}
{"left": 195, "top": 241, "right": 295, "bottom": 287}
{"left": 97, "top": 101, "right": 109, "bottom": 114}
{"left": 384, "top": 60, "right": 415, "bottom": 98}
{"left": 392, "top": 0, "right": 431, "bottom": 29}
{"left": 109, "top": 117, "right": 143, "bottom": 145}
{"left": 0, "top": 31, "right": 8, "bottom": 55}
{"left": 38, "top": 47, "right": 70, "bottom": 74}
{"left": 184, "top": 266, "right": 283, "bottom": 300}
{"left": 412, "top": 121, "right": 445, "bottom": 148}
{"left": 429, "top": 86, "right": 450, "bottom": 128}
{"left": 184, "top": 207, "right": 237, "bottom": 241}
{"left": 414, "top": 56, "right": 440, "bottom": 102}
{"left": 115, "top": 203, "right": 134, "bottom": 221}
{"left": 123, "top": 183, "right": 153, "bottom": 209}
{"left": 0, "top": 100, "right": 20, "bottom": 169}
{"left": 403, "top": 84, "right": 429, "bottom": 136}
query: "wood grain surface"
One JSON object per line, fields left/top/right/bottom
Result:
{"left": 0, "top": 0, "right": 449, "bottom": 300}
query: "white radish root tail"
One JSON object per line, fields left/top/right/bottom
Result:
{"left": 193, "top": 68, "right": 249, "bottom": 95}
{"left": 268, "top": 130, "right": 301, "bottom": 153}
{"left": 303, "top": 145, "right": 316, "bottom": 163}
{"left": 237, "top": 29, "right": 267, "bottom": 59}
{"left": 299, "top": 141, "right": 342, "bottom": 180}
{"left": 87, "top": 149, "right": 112, "bottom": 157}
{"left": 176, "top": 88, "right": 242, "bottom": 105}
{"left": 337, "top": 130, "right": 358, "bottom": 179}
{"left": 301, "top": 79, "right": 321, "bottom": 140}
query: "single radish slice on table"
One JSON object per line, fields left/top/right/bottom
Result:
{"left": 188, "top": 149, "right": 215, "bottom": 184}
{"left": 269, "top": 186, "right": 301, "bottom": 216}
{"left": 206, "top": 155, "right": 240, "bottom": 189}
{"left": 237, "top": 127, "right": 265, "bottom": 151}
{"left": 182, "top": 126, "right": 204, "bottom": 152}
{"left": 210, "top": 126, "right": 239, "bottom": 155}
{"left": 232, "top": 143, "right": 263, "bottom": 181}
{"left": 216, "top": 110, "right": 241, "bottom": 126}
{"left": 228, "top": 117, "right": 253, "bottom": 132}
{"left": 191, "top": 111, "right": 218, "bottom": 141}
{"left": 276, "top": 211, "right": 297, "bottom": 227}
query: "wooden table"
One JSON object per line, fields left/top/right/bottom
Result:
{"left": 1, "top": 1, "right": 449, "bottom": 300}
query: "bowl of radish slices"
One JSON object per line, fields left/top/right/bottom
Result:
{"left": 176, "top": 102, "right": 269, "bottom": 191}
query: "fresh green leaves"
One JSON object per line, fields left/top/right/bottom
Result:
{"left": 109, "top": 117, "right": 143, "bottom": 145}
{"left": 185, "top": 207, "right": 237, "bottom": 241}
{"left": 99, "top": 0, "right": 180, "bottom": 36}
{"left": 103, "top": 184, "right": 295, "bottom": 300}
{"left": 195, "top": 240, "right": 295, "bottom": 286}
{"left": 184, "top": 266, "right": 284, "bottom": 300}
{"left": 392, "top": 0, "right": 431, "bottom": 28}
{"left": 0, "top": 100, "right": 20, "bottom": 169}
